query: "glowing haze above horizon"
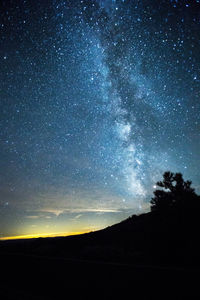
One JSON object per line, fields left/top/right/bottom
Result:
{"left": 0, "top": 0, "right": 200, "bottom": 239}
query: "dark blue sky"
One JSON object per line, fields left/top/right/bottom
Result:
{"left": 0, "top": 0, "right": 200, "bottom": 239}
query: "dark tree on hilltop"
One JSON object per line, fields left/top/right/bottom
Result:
{"left": 150, "top": 171, "right": 199, "bottom": 212}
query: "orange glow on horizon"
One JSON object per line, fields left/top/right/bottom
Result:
{"left": 0, "top": 230, "right": 91, "bottom": 241}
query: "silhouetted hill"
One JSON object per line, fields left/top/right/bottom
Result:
{"left": 0, "top": 208, "right": 199, "bottom": 267}
{"left": 1, "top": 209, "right": 200, "bottom": 299}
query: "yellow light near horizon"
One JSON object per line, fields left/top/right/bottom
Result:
{"left": 0, "top": 230, "right": 90, "bottom": 241}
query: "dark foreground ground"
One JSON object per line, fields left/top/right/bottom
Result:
{"left": 1, "top": 252, "right": 198, "bottom": 299}
{"left": 1, "top": 211, "right": 199, "bottom": 299}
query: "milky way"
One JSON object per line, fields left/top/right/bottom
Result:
{"left": 0, "top": 0, "right": 200, "bottom": 238}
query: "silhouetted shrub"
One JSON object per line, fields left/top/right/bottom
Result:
{"left": 150, "top": 171, "right": 199, "bottom": 213}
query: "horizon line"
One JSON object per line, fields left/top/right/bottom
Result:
{"left": 0, "top": 230, "right": 92, "bottom": 241}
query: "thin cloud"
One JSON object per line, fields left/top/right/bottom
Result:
{"left": 35, "top": 207, "right": 122, "bottom": 216}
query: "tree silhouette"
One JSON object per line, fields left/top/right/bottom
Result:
{"left": 150, "top": 171, "right": 199, "bottom": 212}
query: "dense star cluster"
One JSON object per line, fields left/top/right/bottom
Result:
{"left": 0, "top": 0, "right": 200, "bottom": 238}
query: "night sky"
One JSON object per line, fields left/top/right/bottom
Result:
{"left": 0, "top": 0, "right": 200, "bottom": 239}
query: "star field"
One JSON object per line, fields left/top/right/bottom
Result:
{"left": 0, "top": 0, "right": 200, "bottom": 238}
